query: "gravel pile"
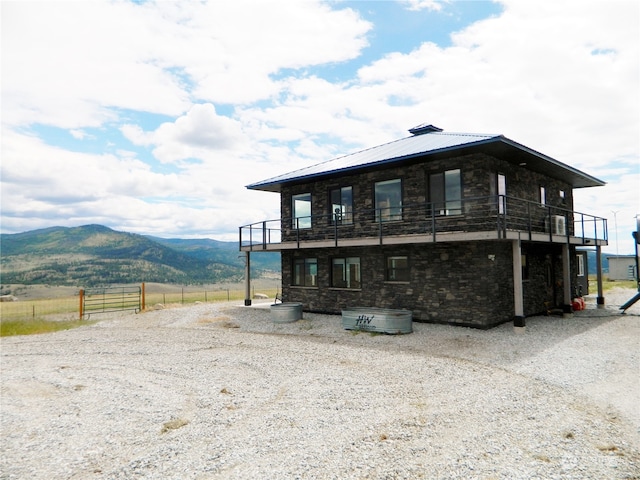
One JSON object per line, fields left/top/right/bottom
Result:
{"left": 1, "top": 288, "right": 639, "bottom": 479}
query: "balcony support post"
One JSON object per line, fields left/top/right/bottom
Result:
{"left": 561, "top": 243, "right": 572, "bottom": 314}
{"left": 596, "top": 244, "right": 605, "bottom": 308}
{"left": 244, "top": 251, "right": 252, "bottom": 306}
{"left": 262, "top": 222, "right": 267, "bottom": 250}
{"left": 512, "top": 238, "right": 525, "bottom": 332}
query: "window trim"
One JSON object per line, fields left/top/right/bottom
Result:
{"left": 329, "top": 185, "right": 354, "bottom": 225}
{"left": 497, "top": 173, "right": 506, "bottom": 214}
{"left": 330, "top": 256, "right": 361, "bottom": 289}
{"left": 385, "top": 255, "right": 410, "bottom": 283}
{"left": 539, "top": 186, "right": 546, "bottom": 206}
{"left": 428, "top": 168, "right": 462, "bottom": 216}
{"left": 292, "top": 192, "right": 312, "bottom": 229}
{"left": 292, "top": 257, "right": 318, "bottom": 287}
{"left": 374, "top": 178, "right": 403, "bottom": 222}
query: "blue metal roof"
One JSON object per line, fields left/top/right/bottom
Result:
{"left": 247, "top": 127, "right": 605, "bottom": 192}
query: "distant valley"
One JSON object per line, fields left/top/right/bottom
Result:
{"left": 0, "top": 224, "right": 280, "bottom": 287}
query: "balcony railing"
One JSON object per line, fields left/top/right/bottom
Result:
{"left": 239, "top": 195, "right": 608, "bottom": 250}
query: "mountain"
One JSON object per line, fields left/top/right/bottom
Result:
{"left": 0, "top": 225, "right": 280, "bottom": 287}
{"left": 145, "top": 236, "right": 279, "bottom": 272}
{"left": 585, "top": 250, "right": 609, "bottom": 274}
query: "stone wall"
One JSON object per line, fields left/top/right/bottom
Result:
{"left": 281, "top": 240, "right": 560, "bottom": 328}
{"left": 280, "top": 152, "right": 574, "bottom": 241}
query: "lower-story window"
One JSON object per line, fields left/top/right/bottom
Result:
{"left": 386, "top": 255, "right": 409, "bottom": 282}
{"left": 331, "top": 257, "right": 361, "bottom": 289}
{"left": 293, "top": 258, "right": 317, "bottom": 287}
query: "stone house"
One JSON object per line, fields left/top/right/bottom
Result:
{"left": 240, "top": 124, "right": 608, "bottom": 328}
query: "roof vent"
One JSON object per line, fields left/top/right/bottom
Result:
{"left": 408, "top": 124, "right": 443, "bottom": 136}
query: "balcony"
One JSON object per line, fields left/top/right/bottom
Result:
{"left": 239, "top": 195, "right": 608, "bottom": 251}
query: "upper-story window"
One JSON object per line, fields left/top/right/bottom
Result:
{"left": 292, "top": 193, "right": 311, "bottom": 229}
{"left": 330, "top": 186, "right": 353, "bottom": 224}
{"left": 497, "top": 173, "right": 506, "bottom": 214}
{"left": 375, "top": 179, "right": 402, "bottom": 222}
{"left": 429, "top": 169, "right": 461, "bottom": 215}
{"left": 539, "top": 186, "right": 546, "bottom": 206}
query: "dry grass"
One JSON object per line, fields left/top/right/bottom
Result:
{"left": 0, "top": 282, "right": 279, "bottom": 333}
{"left": 160, "top": 418, "right": 190, "bottom": 434}
{"left": 0, "top": 317, "right": 97, "bottom": 337}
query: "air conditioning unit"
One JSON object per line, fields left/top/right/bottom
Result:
{"left": 551, "top": 215, "right": 566, "bottom": 235}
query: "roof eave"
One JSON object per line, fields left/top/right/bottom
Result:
{"left": 245, "top": 135, "right": 606, "bottom": 192}
{"left": 246, "top": 136, "right": 502, "bottom": 193}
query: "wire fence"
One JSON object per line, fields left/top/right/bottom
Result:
{"left": 0, "top": 284, "right": 280, "bottom": 323}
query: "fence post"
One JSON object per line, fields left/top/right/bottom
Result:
{"left": 79, "top": 289, "right": 84, "bottom": 319}
{"left": 141, "top": 282, "right": 145, "bottom": 311}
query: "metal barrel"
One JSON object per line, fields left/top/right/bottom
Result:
{"left": 270, "top": 302, "right": 303, "bottom": 323}
{"left": 341, "top": 307, "right": 413, "bottom": 334}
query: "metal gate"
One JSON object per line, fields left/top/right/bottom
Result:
{"left": 80, "top": 285, "right": 143, "bottom": 319}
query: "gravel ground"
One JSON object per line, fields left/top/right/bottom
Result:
{"left": 1, "top": 288, "right": 639, "bottom": 479}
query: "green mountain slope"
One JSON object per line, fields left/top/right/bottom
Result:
{"left": 0, "top": 225, "right": 280, "bottom": 286}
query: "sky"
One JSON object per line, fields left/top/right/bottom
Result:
{"left": 1, "top": 0, "right": 639, "bottom": 254}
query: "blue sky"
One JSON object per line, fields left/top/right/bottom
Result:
{"left": 1, "top": 0, "right": 639, "bottom": 254}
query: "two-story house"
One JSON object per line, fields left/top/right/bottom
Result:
{"left": 240, "top": 124, "right": 608, "bottom": 328}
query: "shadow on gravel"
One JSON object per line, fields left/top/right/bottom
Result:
{"left": 223, "top": 302, "right": 635, "bottom": 368}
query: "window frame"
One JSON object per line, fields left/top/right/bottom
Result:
{"left": 385, "top": 255, "right": 410, "bottom": 283}
{"left": 292, "top": 257, "right": 318, "bottom": 287}
{"left": 577, "top": 254, "right": 585, "bottom": 277}
{"left": 329, "top": 186, "right": 354, "bottom": 225}
{"left": 539, "top": 186, "right": 546, "bottom": 206}
{"left": 428, "top": 168, "right": 462, "bottom": 216}
{"left": 292, "top": 192, "right": 312, "bottom": 229}
{"left": 330, "top": 256, "right": 361, "bottom": 289}
{"left": 374, "top": 178, "right": 403, "bottom": 222}
{"left": 497, "top": 173, "right": 506, "bottom": 214}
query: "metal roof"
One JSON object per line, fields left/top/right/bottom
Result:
{"left": 247, "top": 127, "right": 605, "bottom": 192}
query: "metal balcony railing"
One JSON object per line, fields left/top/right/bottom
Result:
{"left": 239, "top": 195, "right": 608, "bottom": 250}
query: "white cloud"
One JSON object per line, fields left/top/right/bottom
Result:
{"left": 249, "top": 1, "right": 638, "bottom": 176}
{"left": 1, "top": 0, "right": 638, "bottom": 253}
{"left": 2, "top": 0, "right": 371, "bottom": 129}
{"left": 400, "top": 0, "right": 444, "bottom": 12}
{"left": 122, "top": 103, "right": 245, "bottom": 163}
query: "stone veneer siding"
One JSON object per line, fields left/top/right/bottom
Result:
{"left": 280, "top": 152, "right": 574, "bottom": 242}
{"left": 281, "top": 240, "right": 564, "bottom": 328}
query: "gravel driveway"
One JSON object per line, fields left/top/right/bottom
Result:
{"left": 2, "top": 288, "right": 639, "bottom": 479}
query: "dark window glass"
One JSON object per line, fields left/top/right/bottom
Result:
{"left": 539, "top": 186, "right": 546, "bottom": 206}
{"left": 429, "top": 169, "right": 461, "bottom": 215}
{"left": 375, "top": 179, "right": 402, "bottom": 222}
{"left": 293, "top": 258, "right": 317, "bottom": 287}
{"left": 386, "top": 256, "right": 409, "bottom": 282}
{"left": 497, "top": 173, "right": 506, "bottom": 214}
{"left": 330, "top": 186, "right": 353, "bottom": 224}
{"left": 331, "top": 257, "right": 360, "bottom": 289}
